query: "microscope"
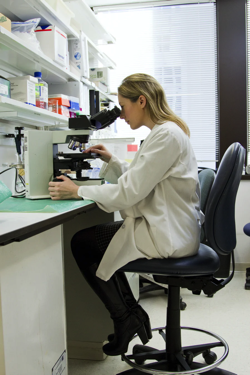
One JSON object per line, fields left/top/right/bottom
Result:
{"left": 53, "top": 106, "right": 121, "bottom": 182}
{"left": 24, "top": 106, "right": 121, "bottom": 199}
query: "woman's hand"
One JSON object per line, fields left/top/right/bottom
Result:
{"left": 84, "top": 144, "right": 112, "bottom": 163}
{"left": 48, "top": 175, "right": 81, "bottom": 200}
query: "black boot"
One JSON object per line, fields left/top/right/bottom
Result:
{"left": 76, "top": 263, "right": 150, "bottom": 355}
{"left": 107, "top": 272, "right": 152, "bottom": 343}
{"left": 102, "top": 310, "right": 149, "bottom": 356}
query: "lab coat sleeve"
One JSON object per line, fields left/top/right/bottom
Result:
{"left": 77, "top": 128, "right": 181, "bottom": 213}
{"left": 99, "top": 154, "right": 130, "bottom": 184}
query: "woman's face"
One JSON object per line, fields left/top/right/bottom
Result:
{"left": 118, "top": 94, "right": 146, "bottom": 130}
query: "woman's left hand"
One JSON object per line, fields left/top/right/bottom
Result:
{"left": 48, "top": 175, "right": 81, "bottom": 200}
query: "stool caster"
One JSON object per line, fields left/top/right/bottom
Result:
{"left": 203, "top": 350, "right": 217, "bottom": 365}
{"left": 180, "top": 298, "right": 187, "bottom": 310}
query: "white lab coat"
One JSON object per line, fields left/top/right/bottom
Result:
{"left": 78, "top": 122, "right": 202, "bottom": 281}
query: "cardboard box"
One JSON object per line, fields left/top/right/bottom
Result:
{"left": 0, "top": 13, "right": 11, "bottom": 32}
{"left": 89, "top": 67, "right": 110, "bottom": 87}
{"left": 35, "top": 25, "right": 67, "bottom": 67}
{"left": 9, "top": 76, "right": 38, "bottom": 106}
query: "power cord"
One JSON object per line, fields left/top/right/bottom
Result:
{"left": 0, "top": 166, "right": 26, "bottom": 198}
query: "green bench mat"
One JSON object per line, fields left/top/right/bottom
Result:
{"left": 0, "top": 197, "right": 94, "bottom": 213}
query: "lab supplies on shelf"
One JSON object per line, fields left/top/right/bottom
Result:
{"left": 35, "top": 25, "right": 67, "bottom": 67}
{"left": 0, "top": 0, "right": 116, "bottom": 129}
{"left": 34, "top": 72, "right": 48, "bottom": 110}
{"left": 49, "top": 81, "right": 89, "bottom": 114}
{"left": 69, "top": 31, "right": 89, "bottom": 78}
{"left": 11, "top": 18, "right": 42, "bottom": 53}
{"left": 9, "top": 75, "right": 38, "bottom": 106}
{"left": 89, "top": 67, "right": 111, "bottom": 89}
{"left": 0, "top": 13, "right": 11, "bottom": 32}
{"left": 48, "top": 94, "right": 70, "bottom": 107}
{"left": 69, "top": 96, "right": 80, "bottom": 111}
{"left": 48, "top": 94, "right": 71, "bottom": 117}
{"left": 49, "top": 104, "right": 70, "bottom": 117}
{"left": 0, "top": 76, "right": 11, "bottom": 98}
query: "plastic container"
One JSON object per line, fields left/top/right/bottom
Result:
{"left": 34, "top": 72, "right": 48, "bottom": 110}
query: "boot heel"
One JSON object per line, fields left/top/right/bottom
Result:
{"left": 137, "top": 324, "right": 149, "bottom": 345}
{"left": 145, "top": 319, "right": 152, "bottom": 339}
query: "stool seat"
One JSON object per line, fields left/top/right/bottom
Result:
{"left": 120, "top": 244, "right": 220, "bottom": 277}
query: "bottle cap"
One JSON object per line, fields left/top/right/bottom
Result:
{"left": 34, "top": 72, "right": 42, "bottom": 78}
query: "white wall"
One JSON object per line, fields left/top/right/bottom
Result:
{"left": 235, "top": 180, "right": 250, "bottom": 268}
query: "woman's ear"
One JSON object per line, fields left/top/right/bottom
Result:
{"left": 139, "top": 95, "right": 147, "bottom": 108}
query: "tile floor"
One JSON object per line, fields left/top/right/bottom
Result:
{"left": 69, "top": 271, "right": 250, "bottom": 375}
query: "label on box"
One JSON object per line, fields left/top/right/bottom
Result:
{"left": 52, "top": 350, "right": 66, "bottom": 375}
{"left": 0, "top": 84, "right": 8, "bottom": 96}
{"left": 37, "top": 84, "right": 48, "bottom": 103}
{"left": 27, "top": 81, "right": 36, "bottom": 105}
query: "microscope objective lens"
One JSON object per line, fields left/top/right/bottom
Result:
{"left": 68, "top": 140, "right": 74, "bottom": 149}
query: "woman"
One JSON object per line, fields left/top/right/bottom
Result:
{"left": 48, "top": 73, "right": 202, "bottom": 356}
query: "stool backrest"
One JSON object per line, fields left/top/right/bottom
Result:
{"left": 205, "top": 142, "right": 245, "bottom": 255}
{"left": 198, "top": 168, "right": 216, "bottom": 242}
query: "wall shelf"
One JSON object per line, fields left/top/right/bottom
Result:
{"left": 87, "top": 38, "right": 116, "bottom": 69}
{"left": 0, "top": 97, "right": 68, "bottom": 127}
{"left": 81, "top": 77, "right": 116, "bottom": 102}
{"left": 27, "top": 0, "right": 80, "bottom": 38}
{"left": 0, "top": 26, "right": 80, "bottom": 84}
{"left": 63, "top": 0, "right": 116, "bottom": 45}
{"left": 0, "top": 0, "right": 79, "bottom": 38}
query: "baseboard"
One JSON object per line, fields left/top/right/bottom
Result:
{"left": 233, "top": 263, "right": 250, "bottom": 272}
{"left": 67, "top": 340, "right": 107, "bottom": 361}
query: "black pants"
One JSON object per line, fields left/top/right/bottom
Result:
{"left": 71, "top": 221, "right": 151, "bottom": 355}
{"left": 71, "top": 220, "right": 138, "bottom": 320}
{"left": 71, "top": 220, "right": 124, "bottom": 272}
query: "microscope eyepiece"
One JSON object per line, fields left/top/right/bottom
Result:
{"left": 90, "top": 106, "right": 121, "bottom": 130}
{"left": 67, "top": 106, "right": 121, "bottom": 151}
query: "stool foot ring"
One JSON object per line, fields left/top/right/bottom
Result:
{"left": 117, "top": 326, "right": 231, "bottom": 375}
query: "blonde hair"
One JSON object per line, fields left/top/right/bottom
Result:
{"left": 118, "top": 73, "right": 190, "bottom": 137}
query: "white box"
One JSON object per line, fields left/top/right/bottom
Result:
{"left": 49, "top": 81, "right": 89, "bottom": 114}
{"left": 89, "top": 67, "right": 110, "bottom": 87}
{"left": 35, "top": 25, "right": 67, "bottom": 67}
{"left": 9, "top": 76, "right": 38, "bottom": 106}
{"left": 69, "top": 31, "right": 89, "bottom": 78}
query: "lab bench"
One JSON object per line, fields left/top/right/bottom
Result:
{"left": 0, "top": 197, "right": 114, "bottom": 375}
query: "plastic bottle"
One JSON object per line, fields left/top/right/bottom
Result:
{"left": 34, "top": 72, "right": 48, "bottom": 110}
